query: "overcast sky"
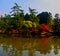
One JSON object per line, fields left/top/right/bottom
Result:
{"left": 0, "top": 0, "right": 60, "bottom": 16}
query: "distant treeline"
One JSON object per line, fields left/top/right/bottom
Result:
{"left": 0, "top": 3, "right": 60, "bottom": 34}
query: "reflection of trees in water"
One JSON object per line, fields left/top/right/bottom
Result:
{"left": 36, "top": 37, "right": 52, "bottom": 54}
{"left": 0, "top": 35, "right": 60, "bottom": 55}
{"left": 52, "top": 37, "right": 60, "bottom": 55}
{"left": 0, "top": 35, "right": 52, "bottom": 55}
{"left": 0, "top": 44, "right": 21, "bottom": 56}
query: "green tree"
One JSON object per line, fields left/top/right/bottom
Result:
{"left": 29, "top": 7, "right": 38, "bottom": 22}
{"left": 47, "top": 12, "right": 53, "bottom": 25}
{"left": 10, "top": 3, "right": 24, "bottom": 28}
{"left": 4, "top": 14, "right": 11, "bottom": 26}
{"left": 10, "top": 3, "right": 24, "bottom": 17}
{"left": 0, "top": 16, "right": 4, "bottom": 29}
{"left": 53, "top": 14, "right": 60, "bottom": 32}
{"left": 37, "top": 12, "right": 52, "bottom": 24}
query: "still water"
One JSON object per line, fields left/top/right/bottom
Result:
{"left": 0, "top": 34, "right": 60, "bottom": 56}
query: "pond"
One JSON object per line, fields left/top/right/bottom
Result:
{"left": 0, "top": 34, "right": 60, "bottom": 56}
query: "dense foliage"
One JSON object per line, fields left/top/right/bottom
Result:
{"left": 0, "top": 3, "right": 60, "bottom": 34}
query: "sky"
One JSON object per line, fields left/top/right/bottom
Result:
{"left": 0, "top": 0, "right": 60, "bottom": 17}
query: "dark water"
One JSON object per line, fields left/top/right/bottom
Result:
{"left": 0, "top": 34, "right": 60, "bottom": 56}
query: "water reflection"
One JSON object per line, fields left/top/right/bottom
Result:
{"left": 0, "top": 34, "right": 60, "bottom": 56}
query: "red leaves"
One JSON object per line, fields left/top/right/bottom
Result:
{"left": 41, "top": 38, "right": 49, "bottom": 45}
{"left": 41, "top": 24, "right": 49, "bottom": 31}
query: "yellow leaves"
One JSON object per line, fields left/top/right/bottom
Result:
{"left": 23, "top": 20, "right": 38, "bottom": 28}
{"left": 28, "top": 24, "right": 32, "bottom": 28}
{"left": 33, "top": 22, "right": 37, "bottom": 28}
{"left": 23, "top": 21, "right": 32, "bottom": 28}
{"left": 24, "top": 24, "right": 29, "bottom": 28}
